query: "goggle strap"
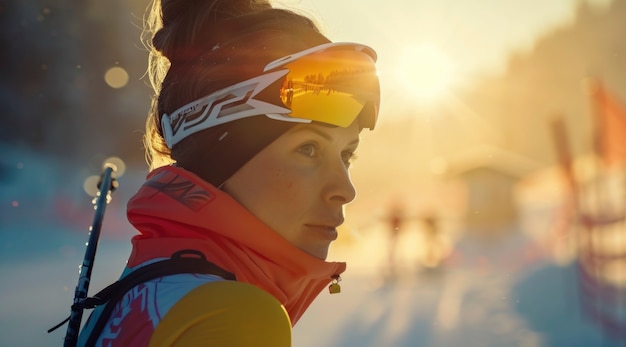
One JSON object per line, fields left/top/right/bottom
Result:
{"left": 162, "top": 70, "right": 291, "bottom": 148}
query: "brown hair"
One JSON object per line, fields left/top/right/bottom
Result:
{"left": 142, "top": 0, "right": 330, "bottom": 176}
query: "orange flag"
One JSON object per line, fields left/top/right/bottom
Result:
{"left": 589, "top": 81, "right": 626, "bottom": 168}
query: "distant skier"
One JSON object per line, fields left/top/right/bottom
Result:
{"left": 386, "top": 203, "right": 406, "bottom": 276}
{"left": 418, "top": 213, "right": 449, "bottom": 271}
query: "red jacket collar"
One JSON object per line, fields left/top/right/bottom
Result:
{"left": 126, "top": 166, "right": 346, "bottom": 324}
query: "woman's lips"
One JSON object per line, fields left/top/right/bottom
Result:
{"left": 304, "top": 224, "right": 339, "bottom": 241}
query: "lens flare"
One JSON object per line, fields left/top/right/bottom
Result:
{"left": 104, "top": 66, "right": 129, "bottom": 89}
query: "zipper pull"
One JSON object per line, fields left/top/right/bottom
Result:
{"left": 328, "top": 275, "right": 341, "bottom": 294}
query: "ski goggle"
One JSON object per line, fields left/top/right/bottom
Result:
{"left": 161, "top": 42, "right": 380, "bottom": 149}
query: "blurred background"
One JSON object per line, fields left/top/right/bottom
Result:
{"left": 1, "top": 0, "right": 625, "bottom": 346}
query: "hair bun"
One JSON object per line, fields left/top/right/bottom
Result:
{"left": 153, "top": 0, "right": 272, "bottom": 63}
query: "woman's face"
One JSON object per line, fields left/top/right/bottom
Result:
{"left": 222, "top": 121, "right": 361, "bottom": 260}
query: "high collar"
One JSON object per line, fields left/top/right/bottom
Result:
{"left": 126, "top": 165, "right": 346, "bottom": 325}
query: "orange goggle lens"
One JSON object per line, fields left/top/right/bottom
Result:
{"left": 266, "top": 43, "right": 379, "bottom": 129}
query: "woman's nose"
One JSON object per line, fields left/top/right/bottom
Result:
{"left": 323, "top": 161, "right": 357, "bottom": 205}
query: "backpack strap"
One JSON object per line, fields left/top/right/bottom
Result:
{"left": 81, "top": 249, "right": 235, "bottom": 347}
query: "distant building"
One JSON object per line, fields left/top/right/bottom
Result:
{"left": 444, "top": 144, "right": 540, "bottom": 238}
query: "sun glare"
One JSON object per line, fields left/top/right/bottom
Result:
{"left": 394, "top": 43, "right": 455, "bottom": 102}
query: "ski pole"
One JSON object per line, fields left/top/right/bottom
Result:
{"left": 63, "top": 163, "right": 118, "bottom": 347}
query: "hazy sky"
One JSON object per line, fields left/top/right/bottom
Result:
{"left": 277, "top": 0, "right": 613, "bottom": 104}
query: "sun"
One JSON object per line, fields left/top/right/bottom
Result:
{"left": 394, "top": 43, "right": 455, "bottom": 102}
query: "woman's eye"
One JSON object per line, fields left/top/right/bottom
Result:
{"left": 297, "top": 143, "right": 317, "bottom": 157}
{"left": 342, "top": 151, "right": 357, "bottom": 166}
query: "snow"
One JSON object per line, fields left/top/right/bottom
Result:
{"left": 1, "top": 146, "right": 624, "bottom": 346}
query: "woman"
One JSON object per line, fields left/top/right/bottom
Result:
{"left": 77, "top": 0, "right": 380, "bottom": 345}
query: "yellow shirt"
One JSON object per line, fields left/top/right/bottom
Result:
{"left": 150, "top": 281, "right": 291, "bottom": 346}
